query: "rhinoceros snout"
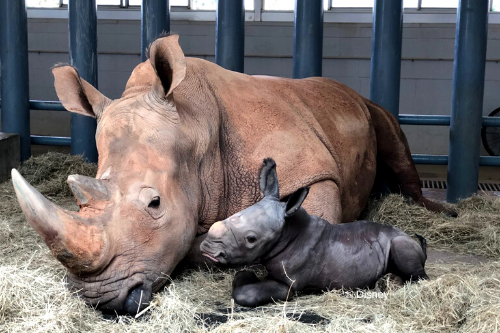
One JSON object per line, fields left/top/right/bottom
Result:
{"left": 123, "top": 285, "right": 152, "bottom": 315}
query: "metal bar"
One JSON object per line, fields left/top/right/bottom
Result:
{"left": 0, "top": 0, "right": 31, "bottom": 161}
{"left": 398, "top": 115, "right": 500, "bottom": 126}
{"left": 412, "top": 154, "right": 448, "bottom": 165}
{"left": 1, "top": 99, "right": 66, "bottom": 111}
{"left": 29, "top": 100, "right": 67, "bottom": 111}
{"left": 293, "top": 0, "right": 324, "bottom": 78}
{"left": 254, "top": 0, "right": 262, "bottom": 22}
{"left": 447, "top": 0, "right": 489, "bottom": 203}
{"left": 216, "top": 0, "right": 245, "bottom": 72}
{"left": 399, "top": 114, "right": 500, "bottom": 127}
{"left": 141, "top": 0, "right": 170, "bottom": 61}
{"left": 482, "top": 117, "right": 500, "bottom": 127}
{"left": 69, "top": 0, "right": 99, "bottom": 162}
{"left": 8, "top": 99, "right": 500, "bottom": 128}
{"left": 30, "top": 135, "right": 71, "bottom": 147}
{"left": 412, "top": 154, "right": 500, "bottom": 167}
{"left": 370, "top": 0, "right": 404, "bottom": 117}
{"left": 398, "top": 115, "right": 451, "bottom": 126}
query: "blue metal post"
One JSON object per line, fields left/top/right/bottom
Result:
{"left": 216, "top": 0, "right": 245, "bottom": 72}
{"left": 0, "top": 0, "right": 31, "bottom": 161}
{"left": 370, "top": 0, "right": 404, "bottom": 117}
{"left": 141, "top": 0, "right": 170, "bottom": 61}
{"left": 293, "top": 0, "right": 323, "bottom": 79}
{"left": 369, "top": 0, "right": 404, "bottom": 197}
{"left": 68, "top": 0, "right": 98, "bottom": 162}
{"left": 447, "top": 0, "right": 489, "bottom": 203}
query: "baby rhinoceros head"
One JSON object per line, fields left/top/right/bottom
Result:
{"left": 200, "top": 158, "right": 309, "bottom": 266}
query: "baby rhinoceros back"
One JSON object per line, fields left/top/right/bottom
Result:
{"left": 200, "top": 158, "right": 429, "bottom": 307}
{"left": 316, "top": 219, "right": 428, "bottom": 290}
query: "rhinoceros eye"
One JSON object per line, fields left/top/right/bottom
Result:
{"left": 246, "top": 235, "right": 257, "bottom": 243}
{"left": 148, "top": 196, "right": 160, "bottom": 208}
{"left": 139, "top": 188, "right": 165, "bottom": 219}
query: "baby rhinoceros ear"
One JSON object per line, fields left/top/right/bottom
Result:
{"left": 259, "top": 158, "right": 279, "bottom": 198}
{"left": 285, "top": 187, "right": 309, "bottom": 217}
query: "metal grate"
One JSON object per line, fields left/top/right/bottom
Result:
{"left": 478, "top": 182, "right": 500, "bottom": 192}
{"left": 420, "top": 180, "right": 500, "bottom": 192}
{"left": 420, "top": 180, "right": 447, "bottom": 189}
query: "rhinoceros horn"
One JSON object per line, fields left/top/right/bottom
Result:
{"left": 67, "top": 174, "right": 109, "bottom": 207}
{"left": 11, "top": 169, "right": 107, "bottom": 274}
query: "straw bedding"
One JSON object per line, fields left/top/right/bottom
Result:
{"left": 0, "top": 153, "right": 499, "bottom": 333}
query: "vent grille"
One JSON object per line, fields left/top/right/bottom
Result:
{"left": 421, "top": 180, "right": 447, "bottom": 189}
{"left": 478, "top": 182, "right": 500, "bottom": 192}
{"left": 420, "top": 180, "right": 500, "bottom": 192}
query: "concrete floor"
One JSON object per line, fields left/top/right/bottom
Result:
{"left": 426, "top": 249, "right": 490, "bottom": 265}
{"left": 417, "top": 164, "right": 500, "bottom": 182}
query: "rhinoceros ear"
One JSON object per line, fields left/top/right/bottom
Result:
{"left": 149, "top": 35, "right": 187, "bottom": 99}
{"left": 52, "top": 65, "right": 111, "bottom": 120}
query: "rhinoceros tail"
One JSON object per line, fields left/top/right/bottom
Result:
{"left": 364, "top": 98, "right": 457, "bottom": 218}
{"left": 415, "top": 234, "right": 427, "bottom": 259}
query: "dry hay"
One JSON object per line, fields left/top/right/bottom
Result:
{"left": 364, "top": 193, "right": 500, "bottom": 258}
{"left": 0, "top": 153, "right": 499, "bottom": 333}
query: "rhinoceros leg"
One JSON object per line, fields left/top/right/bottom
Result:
{"left": 364, "top": 99, "right": 457, "bottom": 217}
{"left": 388, "top": 236, "right": 429, "bottom": 282}
{"left": 300, "top": 180, "right": 342, "bottom": 224}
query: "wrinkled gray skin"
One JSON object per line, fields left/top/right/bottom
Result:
{"left": 200, "top": 158, "right": 429, "bottom": 307}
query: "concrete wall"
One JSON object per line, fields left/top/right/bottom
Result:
{"left": 1, "top": 18, "right": 500, "bottom": 155}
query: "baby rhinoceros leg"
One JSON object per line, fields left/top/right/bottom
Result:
{"left": 232, "top": 270, "right": 261, "bottom": 289}
{"left": 387, "top": 235, "right": 429, "bottom": 282}
{"left": 232, "top": 270, "right": 290, "bottom": 307}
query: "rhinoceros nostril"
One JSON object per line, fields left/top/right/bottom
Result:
{"left": 123, "top": 285, "right": 150, "bottom": 315}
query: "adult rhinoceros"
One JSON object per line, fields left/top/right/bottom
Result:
{"left": 12, "top": 35, "right": 452, "bottom": 314}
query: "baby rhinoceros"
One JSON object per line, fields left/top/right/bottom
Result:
{"left": 200, "top": 158, "right": 429, "bottom": 307}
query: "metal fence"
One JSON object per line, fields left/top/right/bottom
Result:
{"left": 1, "top": 0, "right": 499, "bottom": 202}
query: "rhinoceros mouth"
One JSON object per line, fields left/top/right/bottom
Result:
{"left": 202, "top": 252, "right": 220, "bottom": 263}
{"left": 68, "top": 269, "right": 158, "bottom": 314}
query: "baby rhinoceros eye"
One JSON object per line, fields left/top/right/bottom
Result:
{"left": 148, "top": 196, "right": 161, "bottom": 208}
{"left": 246, "top": 235, "right": 257, "bottom": 243}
